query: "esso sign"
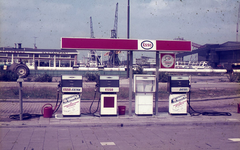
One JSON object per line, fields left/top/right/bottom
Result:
{"left": 138, "top": 40, "right": 156, "bottom": 50}
{"left": 141, "top": 41, "right": 153, "bottom": 49}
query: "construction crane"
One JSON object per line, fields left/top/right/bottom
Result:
{"left": 107, "top": 3, "right": 121, "bottom": 66}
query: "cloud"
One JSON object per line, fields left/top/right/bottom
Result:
{"left": 129, "top": 0, "right": 239, "bottom": 43}
{"left": 0, "top": 0, "right": 239, "bottom": 49}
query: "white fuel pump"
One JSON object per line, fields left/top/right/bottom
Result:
{"left": 61, "top": 75, "right": 82, "bottom": 117}
{"left": 134, "top": 75, "right": 156, "bottom": 115}
{"left": 99, "top": 75, "right": 119, "bottom": 116}
{"left": 167, "top": 76, "right": 190, "bottom": 115}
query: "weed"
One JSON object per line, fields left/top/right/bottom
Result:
{"left": 0, "top": 66, "right": 18, "bottom": 81}
{"left": 158, "top": 72, "right": 169, "bottom": 82}
{"left": 85, "top": 72, "right": 99, "bottom": 82}
{"left": 32, "top": 73, "right": 52, "bottom": 82}
{"left": 117, "top": 87, "right": 135, "bottom": 99}
{"left": 133, "top": 66, "right": 144, "bottom": 74}
{"left": 227, "top": 73, "right": 240, "bottom": 82}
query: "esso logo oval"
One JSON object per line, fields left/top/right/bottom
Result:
{"left": 141, "top": 40, "right": 153, "bottom": 50}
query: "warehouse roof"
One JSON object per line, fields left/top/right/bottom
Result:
{"left": 177, "top": 41, "right": 240, "bottom": 57}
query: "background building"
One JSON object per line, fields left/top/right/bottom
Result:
{"left": 176, "top": 41, "right": 240, "bottom": 70}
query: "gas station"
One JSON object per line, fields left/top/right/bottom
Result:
{"left": 8, "top": 37, "right": 236, "bottom": 121}
{"left": 60, "top": 37, "right": 192, "bottom": 117}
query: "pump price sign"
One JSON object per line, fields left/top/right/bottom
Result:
{"left": 61, "top": 38, "right": 192, "bottom": 52}
{"left": 62, "top": 87, "right": 82, "bottom": 92}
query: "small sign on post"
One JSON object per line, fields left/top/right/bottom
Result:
{"left": 160, "top": 53, "right": 176, "bottom": 68}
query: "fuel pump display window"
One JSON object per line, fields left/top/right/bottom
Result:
{"left": 134, "top": 75, "right": 156, "bottom": 93}
{"left": 134, "top": 75, "right": 156, "bottom": 115}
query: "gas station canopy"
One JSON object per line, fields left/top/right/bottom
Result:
{"left": 61, "top": 37, "right": 192, "bottom": 52}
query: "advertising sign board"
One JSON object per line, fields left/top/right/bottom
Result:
{"left": 61, "top": 38, "right": 191, "bottom": 52}
{"left": 160, "top": 53, "right": 176, "bottom": 68}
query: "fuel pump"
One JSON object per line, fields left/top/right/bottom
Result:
{"left": 167, "top": 76, "right": 190, "bottom": 115}
{"left": 61, "top": 75, "right": 82, "bottom": 117}
{"left": 99, "top": 75, "right": 119, "bottom": 116}
{"left": 134, "top": 75, "right": 156, "bottom": 115}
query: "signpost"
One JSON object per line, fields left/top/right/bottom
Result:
{"left": 61, "top": 37, "right": 191, "bottom": 116}
{"left": 160, "top": 53, "right": 176, "bottom": 68}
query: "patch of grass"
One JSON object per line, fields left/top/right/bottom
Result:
{"left": 0, "top": 87, "right": 239, "bottom": 100}
{"left": 188, "top": 89, "right": 240, "bottom": 99}
{"left": 157, "top": 89, "right": 169, "bottom": 99}
{"left": 81, "top": 88, "right": 97, "bottom": 100}
{"left": 0, "top": 87, "right": 57, "bottom": 99}
{"left": 118, "top": 87, "right": 135, "bottom": 100}
{"left": 32, "top": 73, "right": 52, "bottom": 82}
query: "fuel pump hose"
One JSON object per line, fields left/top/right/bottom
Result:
{"left": 9, "top": 82, "right": 62, "bottom": 120}
{"left": 188, "top": 91, "right": 232, "bottom": 116}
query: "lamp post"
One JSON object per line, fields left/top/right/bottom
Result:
{"left": 127, "top": 0, "right": 133, "bottom": 116}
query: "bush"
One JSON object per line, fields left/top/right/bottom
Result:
{"left": 227, "top": 73, "right": 240, "bottom": 82}
{"left": 33, "top": 73, "right": 52, "bottom": 82}
{"left": 158, "top": 72, "right": 169, "bottom": 82}
{"left": 85, "top": 72, "right": 99, "bottom": 82}
{"left": 237, "top": 74, "right": 240, "bottom": 83}
{"left": 133, "top": 65, "right": 144, "bottom": 74}
{"left": 0, "top": 66, "right": 18, "bottom": 81}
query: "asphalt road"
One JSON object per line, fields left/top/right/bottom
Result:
{"left": 1, "top": 124, "right": 239, "bottom": 150}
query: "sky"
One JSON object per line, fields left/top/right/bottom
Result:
{"left": 0, "top": 0, "right": 239, "bottom": 60}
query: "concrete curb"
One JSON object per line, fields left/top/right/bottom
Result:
{"left": 1, "top": 113, "right": 240, "bottom": 128}
{"left": 1, "top": 120, "right": 240, "bottom": 128}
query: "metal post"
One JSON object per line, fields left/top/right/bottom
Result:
{"left": 113, "top": 51, "right": 115, "bottom": 67}
{"left": 127, "top": 0, "right": 130, "bottom": 78}
{"left": 155, "top": 51, "right": 159, "bottom": 115}
{"left": 127, "top": 51, "right": 129, "bottom": 78}
{"left": 129, "top": 51, "right": 133, "bottom": 116}
{"left": 127, "top": 0, "right": 130, "bottom": 39}
{"left": 54, "top": 55, "right": 56, "bottom": 68}
{"left": 17, "top": 78, "right": 24, "bottom": 120}
{"left": 11, "top": 54, "right": 14, "bottom": 64}
{"left": 127, "top": 0, "right": 132, "bottom": 116}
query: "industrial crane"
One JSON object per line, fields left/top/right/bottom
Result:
{"left": 106, "top": 3, "right": 121, "bottom": 66}
{"left": 237, "top": 3, "right": 240, "bottom": 42}
{"left": 90, "top": 16, "right": 95, "bottom": 38}
{"left": 86, "top": 16, "right": 101, "bottom": 67}
{"left": 111, "top": 3, "right": 118, "bottom": 38}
